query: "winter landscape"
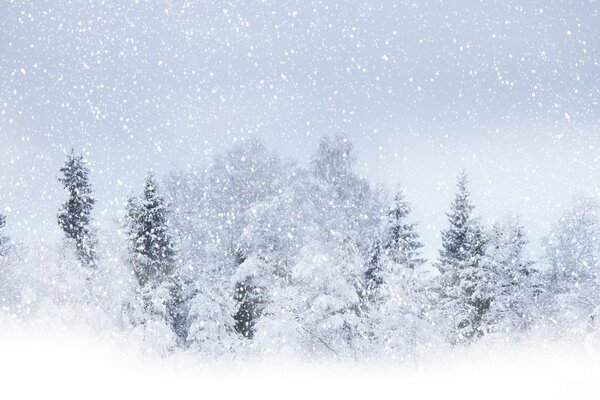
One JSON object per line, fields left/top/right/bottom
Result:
{"left": 1, "top": 1, "right": 600, "bottom": 398}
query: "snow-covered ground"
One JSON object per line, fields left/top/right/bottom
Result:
{"left": 1, "top": 319, "right": 598, "bottom": 400}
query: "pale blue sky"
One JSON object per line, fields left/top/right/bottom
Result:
{"left": 1, "top": 0, "right": 599, "bottom": 258}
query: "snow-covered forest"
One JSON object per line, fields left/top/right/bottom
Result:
{"left": 2, "top": 5, "right": 600, "bottom": 391}
{"left": 1, "top": 135, "right": 600, "bottom": 361}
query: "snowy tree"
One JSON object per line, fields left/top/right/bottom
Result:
{"left": 362, "top": 190, "right": 434, "bottom": 359}
{"left": 166, "top": 139, "right": 289, "bottom": 352}
{"left": 233, "top": 252, "right": 274, "bottom": 340}
{"left": 364, "top": 239, "right": 384, "bottom": 301}
{"left": 232, "top": 167, "right": 311, "bottom": 341}
{"left": 232, "top": 246, "right": 260, "bottom": 339}
{"left": 543, "top": 197, "right": 600, "bottom": 338}
{"left": 182, "top": 239, "right": 242, "bottom": 355}
{"left": 435, "top": 172, "right": 488, "bottom": 345}
{"left": 480, "top": 216, "right": 539, "bottom": 339}
{"left": 365, "top": 190, "right": 426, "bottom": 294}
{"left": 233, "top": 169, "right": 316, "bottom": 353}
{"left": 252, "top": 135, "right": 381, "bottom": 358}
{"left": 309, "top": 134, "right": 374, "bottom": 243}
{"left": 0, "top": 213, "right": 9, "bottom": 258}
{"left": 207, "top": 139, "right": 287, "bottom": 341}
{"left": 57, "top": 150, "right": 97, "bottom": 268}
{"left": 253, "top": 242, "right": 365, "bottom": 358}
{"left": 125, "top": 172, "right": 185, "bottom": 345}
{"left": 0, "top": 213, "right": 15, "bottom": 310}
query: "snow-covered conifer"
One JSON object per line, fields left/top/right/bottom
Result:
{"left": 57, "top": 150, "right": 97, "bottom": 268}
{"left": 125, "top": 172, "right": 185, "bottom": 344}
{"left": 480, "top": 216, "right": 538, "bottom": 338}
{"left": 435, "top": 172, "right": 488, "bottom": 344}
{"left": 363, "top": 190, "right": 433, "bottom": 359}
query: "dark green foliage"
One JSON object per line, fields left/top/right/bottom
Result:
{"left": 126, "top": 172, "right": 185, "bottom": 343}
{"left": 232, "top": 247, "right": 262, "bottom": 339}
{"left": 57, "top": 150, "right": 97, "bottom": 268}
{"left": 126, "top": 174, "right": 177, "bottom": 286}
{"left": 233, "top": 281, "right": 261, "bottom": 339}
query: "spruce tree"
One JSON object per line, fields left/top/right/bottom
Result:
{"left": 382, "top": 190, "right": 426, "bottom": 269}
{"left": 436, "top": 172, "right": 488, "bottom": 344}
{"left": 364, "top": 190, "right": 429, "bottom": 357}
{"left": 364, "top": 190, "right": 425, "bottom": 300}
{"left": 126, "top": 172, "right": 185, "bottom": 342}
{"left": 57, "top": 150, "right": 97, "bottom": 268}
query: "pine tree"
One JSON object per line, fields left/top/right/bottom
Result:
{"left": 126, "top": 172, "right": 185, "bottom": 343}
{"left": 436, "top": 172, "right": 488, "bottom": 345}
{"left": 57, "top": 150, "right": 97, "bottom": 268}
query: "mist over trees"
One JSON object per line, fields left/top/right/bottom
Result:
{"left": 1, "top": 135, "right": 600, "bottom": 360}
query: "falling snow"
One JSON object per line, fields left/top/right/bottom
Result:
{"left": 1, "top": 1, "right": 600, "bottom": 397}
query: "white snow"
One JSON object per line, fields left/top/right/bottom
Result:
{"left": 0, "top": 321, "right": 598, "bottom": 399}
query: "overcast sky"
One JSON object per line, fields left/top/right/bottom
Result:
{"left": 1, "top": 0, "right": 599, "bottom": 258}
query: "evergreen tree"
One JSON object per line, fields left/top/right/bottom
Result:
{"left": 381, "top": 190, "right": 426, "bottom": 269}
{"left": 435, "top": 172, "right": 488, "bottom": 345}
{"left": 363, "top": 190, "right": 430, "bottom": 358}
{"left": 480, "top": 216, "right": 538, "bottom": 337}
{"left": 363, "top": 239, "right": 383, "bottom": 300}
{"left": 126, "top": 172, "right": 185, "bottom": 343}
{"left": 57, "top": 150, "right": 97, "bottom": 268}
{"left": 232, "top": 246, "right": 261, "bottom": 339}
{"left": 364, "top": 190, "right": 425, "bottom": 298}
{"left": 168, "top": 139, "right": 288, "bottom": 352}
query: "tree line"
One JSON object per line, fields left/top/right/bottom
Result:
{"left": 0, "top": 135, "right": 598, "bottom": 359}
